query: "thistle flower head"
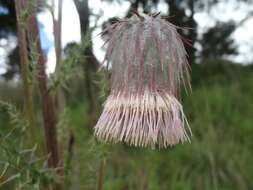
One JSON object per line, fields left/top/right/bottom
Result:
{"left": 95, "top": 13, "right": 192, "bottom": 148}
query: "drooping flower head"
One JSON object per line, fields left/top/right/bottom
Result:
{"left": 95, "top": 13, "right": 192, "bottom": 148}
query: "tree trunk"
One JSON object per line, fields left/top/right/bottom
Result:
{"left": 167, "top": 0, "right": 196, "bottom": 63}
{"left": 188, "top": 0, "right": 197, "bottom": 63}
{"left": 73, "top": 0, "right": 99, "bottom": 114}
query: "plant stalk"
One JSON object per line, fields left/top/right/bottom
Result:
{"left": 26, "top": 3, "right": 62, "bottom": 189}
{"left": 14, "top": 0, "right": 36, "bottom": 144}
{"left": 52, "top": 0, "right": 65, "bottom": 115}
{"left": 97, "top": 158, "right": 106, "bottom": 190}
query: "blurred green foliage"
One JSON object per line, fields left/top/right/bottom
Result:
{"left": 0, "top": 101, "right": 56, "bottom": 189}
{"left": 0, "top": 59, "right": 253, "bottom": 190}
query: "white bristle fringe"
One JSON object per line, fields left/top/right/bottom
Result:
{"left": 94, "top": 90, "right": 192, "bottom": 148}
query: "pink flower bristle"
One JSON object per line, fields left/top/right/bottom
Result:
{"left": 95, "top": 13, "right": 192, "bottom": 148}
{"left": 95, "top": 91, "right": 191, "bottom": 148}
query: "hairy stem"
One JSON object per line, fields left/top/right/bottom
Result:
{"left": 14, "top": 0, "right": 35, "bottom": 144}
{"left": 26, "top": 3, "right": 62, "bottom": 189}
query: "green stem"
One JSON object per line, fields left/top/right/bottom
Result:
{"left": 97, "top": 158, "right": 106, "bottom": 190}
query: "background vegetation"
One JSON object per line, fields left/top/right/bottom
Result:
{"left": 0, "top": 0, "right": 253, "bottom": 189}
